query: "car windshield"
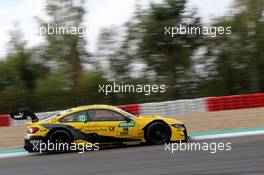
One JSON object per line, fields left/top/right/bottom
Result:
{"left": 40, "top": 109, "right": 71, "bottom": 122}
{"left": 115, "top": 107, "right": 137, "bottom": 118}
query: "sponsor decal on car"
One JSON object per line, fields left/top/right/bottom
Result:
{"left": 120, "top": 127, "right": 129, "bottom": 136}
{"left": 119, "top": 121, "right": 136, "bottom": 127}
{"left": 108, "top": 126, "right": 115, "bottom": 131}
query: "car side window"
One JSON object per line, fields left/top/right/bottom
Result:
{"left": 87, "top": 109, "right": 125, "bottom": 121}
{"left": 60, "top": 111, "right": 87, "bottom": 123}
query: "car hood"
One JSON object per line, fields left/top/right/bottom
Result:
{"left": 138, "top": 115, "right": 184, "bottom": 125}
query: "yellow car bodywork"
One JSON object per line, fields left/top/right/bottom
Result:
{"left": 22, "top": 105, "right": 188, "bottom": 152}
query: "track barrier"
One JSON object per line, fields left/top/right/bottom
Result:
{"left": 2, "top": 93, "right": 264, "bottom": 126}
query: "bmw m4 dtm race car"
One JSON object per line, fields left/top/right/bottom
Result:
{"left": 10, "top": 105, "right": 188, "bottom": 153}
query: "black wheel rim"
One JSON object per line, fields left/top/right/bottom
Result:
{"left": 150, "top": 125, "right": 168, "bottom": 142}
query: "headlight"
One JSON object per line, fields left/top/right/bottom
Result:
{"left": 171, "top": 124, "right": 184, "bottom": 129}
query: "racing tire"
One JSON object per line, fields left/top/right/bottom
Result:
{"left": 48, "top": 130, "right": 73, "bottom": 153}
{"left": 183, "top": 126, "right": 190, "bottom": 142}
{"left": 144, "top": 122, "right": 171, "bottom": 145}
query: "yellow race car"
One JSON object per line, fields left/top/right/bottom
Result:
{"left": 10, "top": 105, "right": 188, "bottom": 153}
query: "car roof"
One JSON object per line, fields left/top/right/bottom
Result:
{"left": 70, "top": 104, "right": 118, "bottom": 112}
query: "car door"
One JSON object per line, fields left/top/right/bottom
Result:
{"left": 58, "top": 110, "right": 90, "bottom": 139}
{"left": 84, "top": 109, "right": 138, "bottom": 143}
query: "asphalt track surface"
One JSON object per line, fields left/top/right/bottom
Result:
{"left": 0, "top": 135, "right": 264, "bottom": 175}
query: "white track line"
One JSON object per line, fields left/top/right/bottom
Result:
{"left": 0, "top": 152, "right": 30, "bottom": 158}
{"left": 191, "top": 130, "right": 264, "bottom": 141}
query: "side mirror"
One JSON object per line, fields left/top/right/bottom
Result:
{"left": 125, "top": 117, "right": 132, "bottom": 122}
{"left": 51, "top": 118, "right": 57, "bottom": 123}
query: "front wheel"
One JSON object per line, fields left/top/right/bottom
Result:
{"left": 181, "top": 125, "right": 189, "bottom": 142}
{"left": 144, "top": 122, "right": 171, "bottom": 145}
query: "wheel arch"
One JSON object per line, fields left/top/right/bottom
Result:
{"left": 46, "top": 127, "right": 73, "bottom": 141}
{"left": 142, "top": 120, "right": 171, "bottom": 131}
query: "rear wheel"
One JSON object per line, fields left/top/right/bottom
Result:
{"left": 48, "top": 130, "right": 72, "bottom": 153}
{"left": 144, "top": 122, "right": 171, "bottom": 145}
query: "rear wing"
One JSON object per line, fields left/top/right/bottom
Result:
{"left": 9, "top": 109, "right": 39, "bottom": 122}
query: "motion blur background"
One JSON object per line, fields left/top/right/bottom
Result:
{"left": 0, "top": 0, "right": 263, "bottom": 114}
